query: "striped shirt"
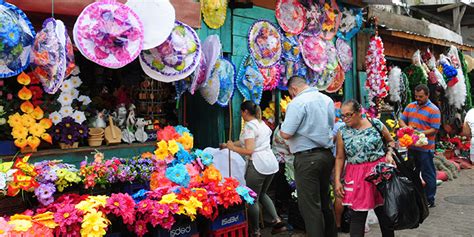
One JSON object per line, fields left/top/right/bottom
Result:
{"left": 400, "top": 100, "right": 441, "bottom": 152}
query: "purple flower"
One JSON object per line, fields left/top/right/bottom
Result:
{"left": 44, "top": 171, "right": 58, "bottom": 182}
{"left": 35, "top": 183, "right": 56, "bottom": 205}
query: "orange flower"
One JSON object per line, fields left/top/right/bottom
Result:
{"left": 14, "top": 138, "right": 28, "bottom": 149}
{"left": 41, "top": 133, "right": 53, "bottom": 144}
{"left": 202, "top": 165, "right": 222, "bottom": 184}
{"left": 17, "top": 72, "right": 31, "bottom": 85}
{"left": 31, "top": 106, "right": 44, "bottom": 120}
{"left": 27, "top": 136, "right": 41, "bottom": 150}
{"left": 18, "top": 86, "right": 32, "bottom": 101}
{"left": 20, "top": 101, "right": 34, "bottom": 114}
{"left": 141, "top": 152, "right": 153, "bottom": 159}
{"left": 39, "top": 118, "right": 52, "bottom": 129}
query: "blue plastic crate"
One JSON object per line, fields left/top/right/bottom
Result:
{"left": 0, "top": 140, "right": 17, "bottom": 156}
{"left": 122, "top": 182, "right": 149, "bottom": 195}
{"left": 210, "top": 209, "right": 246, "bottom": 231}
{"left": 154, "top": 220, "right": 198, "bottom": 237}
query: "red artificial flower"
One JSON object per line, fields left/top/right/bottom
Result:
{"left": 157, "top": 126, "right": 180, "bottom": 142}
{"left": 28, "top": 72, "right": 40, "bottom": 85}
{"left": 29, "top": 86, "right": 43, "bottom": 100}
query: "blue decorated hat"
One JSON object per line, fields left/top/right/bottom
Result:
{"left": 216, "top": 58, "right": 235, "bottom": 107}
{"left": 0, "top": 0, "right": 35, "bottom": 78}
{"left": 336, "top": 6, "right": 363, "bottom": 41}
{"left": 236, "top": 54, "right": 264, "bottom": 105}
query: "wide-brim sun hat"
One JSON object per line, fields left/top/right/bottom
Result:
{"left": 336, "top": 37, "right": 353, "bottom": 72}
{"left": 201, "top": 0, "right": 228, "bottom": 29}
{"left": 299, "top": 34, "right": 327, "bottom": 73}
{"left": 74, "top": 0, "right": 144, "bottom": 69}
{"left": 30, "top": 18, "right": 70, "bottom": 94}
{"left": 236, "top": 54, "right": 264, "bottom": 105}
{"left": 0, "top": 0, "right": 35, "bottom": 78}
{"left": 126, "top": 0, "right": 175, "bottom": 50}
{"left": 276, "top": 0, "right": 306, "bottom": 35}
{"left": 216, "top": 58, "right": 236, "bottom": 107}
{"left": 140, "top": 21, "right": 201, "bottom": 82}
{"left": 248, "top": 20, "right": 282, "bottom": 68}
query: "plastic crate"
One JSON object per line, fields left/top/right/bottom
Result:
{"left": 208, "top": 221, "right": 248, "bottom": 237}
{"left": 210, "top": 209, "right": 246, "bottom": 231}
{"left": 154, "top": 218, "right": 199, "bottom": 237}
{"left": 122, "top": 182, "right": 149, "bottom": 195}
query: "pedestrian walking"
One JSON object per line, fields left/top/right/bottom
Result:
{"left": 399, "top": 84, "right": 441, "bottom": 207}
{"left": 334, "top": 99, "right": 395, "bottom": 237}
{"left": 280, "top": 76, "right": 337, "bottom": 237}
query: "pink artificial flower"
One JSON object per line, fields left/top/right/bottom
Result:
{"left": 54, "top": 204, "right": 83, "bottom": 235}
{"left": 105, "top": 193, "right": 136, "bottom": 225}
{"left": 0, "top": 217, "right": 12, "bottom": 237}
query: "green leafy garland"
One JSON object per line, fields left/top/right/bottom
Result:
{"left": 402, "top": 72, "right": 412, "bottom": 107}
{"left": 458, "top": 51, "right": 472, "bottom": 109}
{"left": 403, "top": 65, "right": 427, "bottom": 97}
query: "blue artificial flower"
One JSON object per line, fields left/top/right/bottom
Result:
{"left": 442, "top": 63, "right": 458, "bottom": 78}
{"left": 165, "top": 164, "right": 190, "bottom": 187}
{"left": 236, "top": 186, "right": 255, "bottom": 205}
{"left": 194, "top": 149, "right": 213, "bottom": 166}
{"left": 174, "top": 125, "right": 190, "bottom": 136}
{"left": 173, "top": 149, "right": 193, "bottom": 165}
{"left": 132, "top": 189, "right": 148, "bottom": 203}
{"left": 0, "top": 22, "right": 20, "bottom": 48}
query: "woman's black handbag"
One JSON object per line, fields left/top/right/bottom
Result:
{"left": 369, "top": 119, "right": 429, "bottom": 228}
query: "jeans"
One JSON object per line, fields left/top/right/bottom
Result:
{"left": 245, "top": 160, "right": 279, "bottom": 234}
{"left": 350, "top": 206, "right": 394, "bottom": 237}
{"left": 294, "top": 149, "right": 337, "bottom": 237}
{"left": 408, "top": 149, "right": 436, "bottom": 204}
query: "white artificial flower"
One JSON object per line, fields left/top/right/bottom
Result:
{"left": 0, "top": 118, "right": 5, "bottom": 125}
{"left": 58, "top": 92, "right": 73, "bottom": 106}
{"left": 69, "top": 88, "right": 79, "bottom": 99}
{"left": 78, "top": 95, "right": 92, "bottom": 105}
{"left": 70, "top": 76, "right": 83, "bottom": 88}
{"left": 0, "top": 173, "right": 6, "bottom": 190}
{"left": 60, "top": 80, "right": 74, "bottom": 92}
{"left": 71, "top": 66, "right": 80, "bottom": 76}
{"left": 59, "top": 106, "right": 74, "bottom": 118}
{"left": 72, "top": 110, "right": 86, "bottom": 124}
{"left": 0, "top": 105, "right": 4, "bottom": 112}
{"left": 49, "top": 111, "right": 63, "bottom": 125}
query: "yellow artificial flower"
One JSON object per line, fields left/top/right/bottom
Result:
{"left": 168, "top": 140, "right": 179, "bottom": 155}
{"left": 31, "top": 106, "right": 44, "bottom": 120}
{"left": 27, "top": 136, "right": 41, "bottom": 150}
{"left": 9, "top": 214, "right": 33, "bottom": 232}
{"left": 41, "top": 133, "right": 53, "bottom": 144}
{"left": 21, "top": 114, "right": 35, "bottom": 128}
{"left": 14, "top": 138, "right": 28, "bottom": 149}
{"left": 177, "top": 132, "right": 194, "bottom": 151}
{"left": 327, "top": 11, "right": 336, "bottom": 21}
{"left": 18, "top": 86, "right": 32, "bottom": 101}
{"left": 159, "top": 193, "right": 178, "bottom": 204}
{"left": 32, "top": 212, "right": 57, "bottom": 229}
{"left": 17, "top": 72, "right": 31, "bottom": 86}
{"left": 29, "top": 123, "right": 46, "bottom": 137}
{"left": 12, "top": 126, "right": 28, "bottom": 140}
{"left": 8, "top": 113, "right": 23, "bottom": 128}
{"left": 80, "top": 210, "right": 110, "bottom": 237}
{"left": 20, "top": 101, "right": 34, "bottom": 114}
{"left": 322, "top": 23, "right": 334, "bottom": 31}
{"left": 181, "top": 196, "right": 202, "bottom": 221}
{"left": 64, "top": 171, "right": 80, "bottom": 183}
{"left": 39, "top": 118, "right": 53, "bottom": 129}
{"left": 154, "top": 147, "right": 169, "bottom": 160}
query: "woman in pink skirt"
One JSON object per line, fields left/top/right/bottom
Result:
{"left": 334, "top": 100, "right": 395, "bottom": 237}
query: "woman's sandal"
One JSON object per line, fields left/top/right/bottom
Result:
{"left": 271, "top": 222, "right": 288, "bottom": 235}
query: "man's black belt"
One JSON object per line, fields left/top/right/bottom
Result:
{"left": 294, "top": 147, "right": 330, "bottom": 156}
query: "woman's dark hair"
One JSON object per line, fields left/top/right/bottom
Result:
{"left": 342, "top": 99, "right": 362, "bottom": 113}
{"left": 241, "top": 100, "right": 262, "bottom": 120}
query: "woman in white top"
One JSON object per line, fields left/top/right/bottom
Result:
{"left": 223, "top": 101, "right": 286, "bottom": 237}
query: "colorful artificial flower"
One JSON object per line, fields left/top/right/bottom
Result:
{"left": 35, "top": 183, "right": 56, "bottom": 206}
{"left": 0, "top": 217, "right": 12, "bottom": 236}
{"left": 177, "top": 132, "right": 194, "bottom": 151}
{"left": 18, "top": 86, "right": 33, "bottom": 100}
{"left": 58, "top": 92, "right": 73, "bottom": 106}
{"left": 157, "top": 126, "right": 180, "bottom": 141}
{"left": 20, "top": 101, "right": 34, "bottom": 114}
{"left": 71, "top": 111, "right": 86, "bottom": 124}
{"left": 69, "top": 88, "right": 79, "bottom": 99}
{"left": 60, "top": 80, "right": 73, "bottom": 92}
{"left": 70, "top": 76, "right": 82, "bottom": 88}
{"left": 17, "top": 72, "right": 31, "bottom": 85}
{"left": 77, "top": 95, "right": 91, "bottom": 105}
{"left": 80, "top": 209, "right": 110, "bottom": 237}
{"left": 167, "top": 140, "right": 180, "bottom": 155}
{"left": 49, "top": 112, "right": 62, "bottom": 125}
{"left": 59, "top": 106, "right": 73, "bottom": 117}
{"left": 105, "top": 193, "right": 136, "bottom": 225}
{"left": 165, "top": 164, "right": 190, "bottom": 187}
{"left": 154, "top": 140, "right": 169, "bottom": 160}
{"left": 194, "top": 149, "right": 213, "bottom": 167}
{"left": 202, "top": 165, "right": 222, "bottom": 185}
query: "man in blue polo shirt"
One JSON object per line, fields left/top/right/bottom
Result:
{"left": 280, "top": 76, "right": 336, "bottom": 237}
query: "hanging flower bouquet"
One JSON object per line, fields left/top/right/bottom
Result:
{"left": 8, "top": 73, "right": 53, "bottom": 152}
{"left": 365, "top": 36, "right": 389, "bottom": 116}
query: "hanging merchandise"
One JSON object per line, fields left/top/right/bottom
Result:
{"left": 126, "top": 0, "right": 175, "bottom": 50}
{"left": 465, "top": 54, "right": 474, "bottom": 73}
{"left": 315, "top": 67, "right": 337, "bottom": 91}
{"left": 215, "top": 58, "right": 236, "bottom": 107}
{"left": 319, "top": 0, "right": 341, "bottom": 41}
{"left": 445, "top": 46, "right": 467, "bottom": 109}
{"left": 337, "top": 6, "right": 363, "bottom": 41}
{"left": 236, "top": 54, "right": 264, "bottom": 104}
{"left": 302, "top": 3, "right": 324, "bottom": 36}
{"left": 365, "top": 35, "right": 389, "bottom": 107}
{"left": 199, "top": 64, "right": 220, "bottom": 105}
{"left": 201, "top": 0, "right": 227, "bottom": 29}
{"left": 387, "top": 66, "right": 403, "bottom": 103}
{"left": 74, "top": 0, "right": 144, "bottom": 69}
{"left": 336, "top": 37, "right": 353, "bottom": 72}
{"left": 275, "top": 0, "right": 307, "bottom": 35}
{"left": 423, "top": 49, "right": 447, "bottom": 90}
{"left": 0, "top": 0, "right": 35, "bottom": 78}
{"left": 278, "top": 58, "right": 307, "bottom": 90}
{"left": 325, "top": 40, "right": 338, "bottom": 71}
{"left": 299, "top": 35, "right": 327, "bottom": 73}
{"left": 189, "top": 51, "right": 207, "bottom": 95}
{"left": 31, "top": 18, "right": 75, "bottom": 94}
{"left": 202, "top": 35, "right": 222, "bottom": 83}
{"left": 140, "top": 21, "right": 201, "bottom": 82}
{"left": 412, "top": 50, "right": 429, "bottom": 79}
{"left": 174, "top": 77, "right": 190, "bottom": 101}
{"left": 459, "top": 51, "right": 472, "bottom": 108}
{"left": 259, "top": 64, "right": 281, "bottom": 91}
{"left": 326, "top": 64, "right": 345, "bottom": 93}
{"left": 281, "top": 33, "right": 301, "bottom": 62}
{"left": 403, "top": 65, "right": 427, "bottom": 94}
{"left": 248, "top": 20, "right": 282, "bottom": 68}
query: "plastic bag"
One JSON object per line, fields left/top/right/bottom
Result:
{"left": 377, "top": 172, "right": 420, "bottom": 230}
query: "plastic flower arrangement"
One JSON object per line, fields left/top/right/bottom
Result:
{"left": 7, "top": 155, "right": 39, "bottom": 197}
{"left": 34, "top": 160, "right": 81, "bottom": 206}
{"left": 385, "top": 119, "right": 399, "bottom": 139}
{"left": 0, "top": 161, "right": 17, "bottom": 197}
{"left": 79, "top": 153, "right": 123, "bottom": 189}
{"left": 51, "top": 116, "right": 88, "bottom": 146}
{"left": 6, "top": 212, "right": 57, "bottom": 236}
{"left": 8, "top": 72, "right": 53, "bottom": 151}
{"left": 396, "top": 127, "right": 428, "bottom": 147}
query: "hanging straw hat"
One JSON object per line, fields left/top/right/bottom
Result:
{"left": 0, "top": 0, "right": 35, "bottom": 78}
{"left": 126, "top": 0, "right": 175, "bottom": 50}
{"left": 465, "top": 54, "right": 474, "bottom": 72}
{"left": 74, "top": 0, "right": 144, "bottom": 69}
{"left": 31, "top": 18, "right": 74, "bottom": 94}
